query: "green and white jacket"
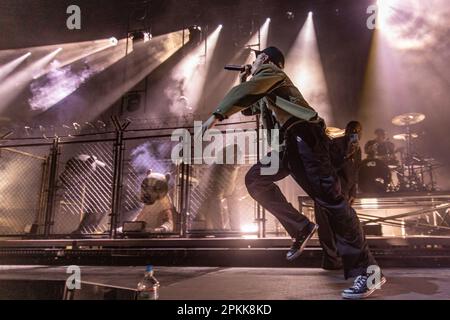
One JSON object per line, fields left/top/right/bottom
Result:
{"left": 213, "top": 64, "right": 318, "bottom": 126}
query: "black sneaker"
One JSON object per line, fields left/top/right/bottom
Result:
{"left": 342, "top": 274, "right": 387, "bottom": 299}
{"left": 286, "top": 223, "right": 318, "bottom": 261}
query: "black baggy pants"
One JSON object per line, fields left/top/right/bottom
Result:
{"left": 245, "top": 118, "right": 377, "bottom": 278}
{"left": 314, "top": 166, "right": 359, "bottom": 270}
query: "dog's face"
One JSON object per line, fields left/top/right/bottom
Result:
{"left": 140, "top": 170, "right": 170, "bottom": 205}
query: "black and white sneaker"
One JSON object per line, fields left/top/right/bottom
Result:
{"left": 342, "top": 274, "right": 387, "bottom": 299}
{"left": 286, "top": 223, "right": 319, "bottom": 261}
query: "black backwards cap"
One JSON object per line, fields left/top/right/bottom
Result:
{"left": 252, "top": 46, "right": 285, "bottom": 69}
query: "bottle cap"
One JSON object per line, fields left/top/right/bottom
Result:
{"left": 146, "top": 265, "right": 153, "bottom": 272}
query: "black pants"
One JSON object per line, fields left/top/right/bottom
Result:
{"left": 314, "top": 204, "right": 342, "bottom": 269}
{"left": 245, "top": 118, "right": 377, "bottom": 278}
{"left": 314, "top": 167, "right": 359, "bottom": 269}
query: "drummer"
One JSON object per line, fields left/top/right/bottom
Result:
{"left": 364, "top": 128, "right": 396, "bottom": 162}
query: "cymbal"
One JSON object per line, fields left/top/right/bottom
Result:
{"left": 392, "top": 113, "right": 425, "bottom": 126}
{"left": 326, "top": 127, "right": 345, "bottom": 138}
{"left": 393, "top": 133, "right": 419, "bottom": 141}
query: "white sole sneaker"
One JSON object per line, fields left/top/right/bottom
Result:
{"left": 341, "top": 276, "right": 387, "bottom": 300}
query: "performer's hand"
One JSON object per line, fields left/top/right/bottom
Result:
{"left": 195, "top": 115, "right": 218, "bottom": 142}
{"left": 239, "top": 64, "right": 252, "bottom": 83}
{"left": 202, "top": 115, "right": 218, "bottom": 136}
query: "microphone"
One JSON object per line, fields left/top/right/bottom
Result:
{"left": 224, "top": 64, "right": 250, "bottom": 72}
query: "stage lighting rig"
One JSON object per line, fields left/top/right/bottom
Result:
{"left": 188, "top": 25, "right": 203, "bottom": 45}
{"left": 129, "top": 30, "right": 152, "bottom": 43}
{"left": 109, "top": 37, "right": 119, "bottom": 46}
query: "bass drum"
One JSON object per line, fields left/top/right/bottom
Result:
{"left": 358, "top": 159, "right": 391, "bottom": 194}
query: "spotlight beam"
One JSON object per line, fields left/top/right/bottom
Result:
{"left": 231, "top": 18, "right": 272, "bottom": 87}
{"left": 0, "top": 48, "right": 62, "bottom": 112}
{"left": 286, "top": 13, "right": 333, "bottom": 123}
{"left": 359, "top": 0, "right": 450, "bottom": 151}
{"left": 246, "top": 17, "right": 271, "bottom": 62}
{"left": 202, "top": 19, "right": 272, "bottom": 114}
{"left": 36, "top": 30, "right": 187, "bottom": 123}
{"left": 0, "top": 52, "right": 31, "bottom": 82}
{"left": 0, "top": 38, "right": 120, "bottom": 76}
{"left": 172, "top": 24, "right": 223, "bottom": 113}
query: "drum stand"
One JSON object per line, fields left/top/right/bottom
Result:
{"left": 390, "top": 112, "right": 439, "bottom": 193}
{"left": 397, "top": 125, "right": 435, "bottom": 192}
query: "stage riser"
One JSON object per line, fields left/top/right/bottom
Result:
{"left": 1, "top": 248, "right": 450, "bottom": 268}
{"left": 1, "top": 236, "right": 450, "bottom": 248}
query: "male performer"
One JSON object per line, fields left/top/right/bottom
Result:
{"left": 201, "top": 47, "right": 385, "bottom": 299}
{"left": 364, "top": 128, "right": 395, "bottom": 160}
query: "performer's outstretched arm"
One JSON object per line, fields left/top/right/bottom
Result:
{"left": 201, "top": 65, "right": 284, "bottom": 135}
{"left": 212, "top": 66, "right": 284, "bottom": 120}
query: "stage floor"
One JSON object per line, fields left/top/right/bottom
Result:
{"left": 0, "top": 265, "right": 449, "bottom": 300}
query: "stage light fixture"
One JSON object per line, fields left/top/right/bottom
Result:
{"left": 286, "top": 11, "right": 295, "bottom": 20}
{"left": 143, "top": 32, "right": 152, "bottom": 42}
{"left": 188, "top": 25, "right": 203, "bottom": 44}
{"left": 109, "top": 37, "right": 118, "bottom": 46}
{"left": 129, "top": 31, "right": 139, "bottom": 40}
{"left": 129, "top": 31, "right": 152, "bottom": 42}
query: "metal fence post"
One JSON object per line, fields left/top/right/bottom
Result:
{"left": 35, "top": 158, "right": 50, "bottom": 236}
{"left": 110, "top": 117, "right": 130, "bottom": 239}
{"left": 178, "top": 162, "right": 187, "bottom": 237}
{"left": 183, "top": 162, "right": 191, "bottom": 237}
{"left": 43, "top": 136, "right": 60, "bottom": 237}
{"left": 255, "top": 115, "right": 267, "bottom": 238}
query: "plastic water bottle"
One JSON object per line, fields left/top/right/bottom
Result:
{"left": 137, "top": 265, "right": 160, "bottom": 300}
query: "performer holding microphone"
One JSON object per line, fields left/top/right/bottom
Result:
{"left": 201, "top": 46, "right": 385, "bottom": 299}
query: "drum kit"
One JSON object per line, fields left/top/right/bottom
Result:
{"left": 358, "top": 112, "right": 439, "bottom": 194}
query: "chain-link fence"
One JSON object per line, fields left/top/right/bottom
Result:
{"left": 0, "top": 145, "right": 49, "bottom": 236}
{"left": 52, "top": 140, "right": 114, "bottom": 236}
{"left": 1, "top": 121, "right": 448, "bottom": 239}
{"left": 187, "top": 164, "right": 288, "bottom": 237}
{"left": 120, "top": 136, "right": 179, "bottom": 234}
{"left": 0, "top": 123, "right": 292, "bottom": 238}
